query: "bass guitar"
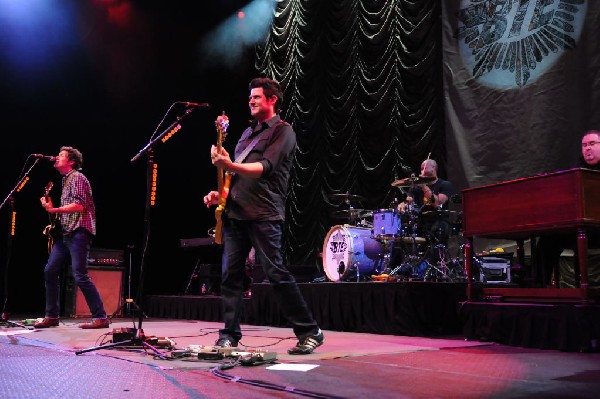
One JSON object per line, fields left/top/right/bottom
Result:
{"left": 214, "top": 112, "right": 230, "bottom": 244}
{"left": 43, "top": 182, "right": 60, "bottom": 253}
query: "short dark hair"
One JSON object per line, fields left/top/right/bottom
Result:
{"left": 583, "top": 130, "right": 600, "bottom": 140}
{"left": 60, "top": 146, "right": 83, "bottom": 170}
{"left": 249, "top": 77, "right": 284, "bottom": 113}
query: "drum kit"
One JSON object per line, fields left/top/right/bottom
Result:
{"left": 323, "top": 179, "right": 466, "bottom": 283}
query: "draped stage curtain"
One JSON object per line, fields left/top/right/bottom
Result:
{"left": 442, "top": 1, "right": 600, "bottom": 191}
{"left": 255, "top": 0, "right": 445, "bottom": 269}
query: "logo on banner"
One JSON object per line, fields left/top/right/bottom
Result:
{"left": 454, "top": 0, "right": 587, "bottom": 88}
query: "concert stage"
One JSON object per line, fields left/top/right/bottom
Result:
{"left": 144, "top": 281, "right": 600, "bottom": 352}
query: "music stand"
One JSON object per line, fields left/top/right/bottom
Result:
{"left": 1, "top": 158, "right": 43, "bottom": 329}
{"left": 76, "top": 104, "right": 201, "bottom": 356}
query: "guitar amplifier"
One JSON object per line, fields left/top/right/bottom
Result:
{"left": 88, "top": 247, "right": 125, "bottom": 267}
{"left": 64, "top": 265, "right": 124, "bottom": 318}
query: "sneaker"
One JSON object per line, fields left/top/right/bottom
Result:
{"left": 214, "top": 338, "right": 238, "bottom": 348}
{"left": 288, "top": 329, "right": 324, "bottom": 355}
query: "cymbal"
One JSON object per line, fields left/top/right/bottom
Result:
{"left": 329, "top": 193, "right": 366, "bottom": 202}
{"left": 420, "top": 209, "right": 457, "bottom": 216}
{"left": 331, "top": 209, "right": 367, "bottom": 219}
{"left": 391, "top": 176, "right": 436, "bottom": 187}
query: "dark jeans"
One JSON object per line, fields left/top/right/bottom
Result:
{"left": 219, "top": 218, "right": 319, "bottom": 342}
{"left": 43, "top": 228, "right": 106, "bottom": 319}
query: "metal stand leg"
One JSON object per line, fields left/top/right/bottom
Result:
{"left": 184, "top": 258, "right": 203, "bottom": 295}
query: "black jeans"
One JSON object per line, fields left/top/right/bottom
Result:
{"left": 219, "top": 218, "right": 319, "bottom": 342}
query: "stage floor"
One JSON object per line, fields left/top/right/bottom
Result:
{"left": 2, "top": 317, "right": 600, "bottom": 398}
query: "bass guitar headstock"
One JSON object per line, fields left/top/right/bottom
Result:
{"left": 215, "top": 111, "right": 229, "bottom": 148}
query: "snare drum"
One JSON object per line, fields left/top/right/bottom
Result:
{"left": 372, "top": 209, "right": 401, "bottom": 238}
{"left": 322, "top": 225, "right": 385, "bottom": 281}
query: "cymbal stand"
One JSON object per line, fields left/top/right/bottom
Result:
{"left": 389, "top": 212, "right": 425, "bottom": 279}
{"left": 423, "top": 243, "right": 451, "bottom": 282}
{"left": 77, "top": 104, "right": 202, "bottom": 358}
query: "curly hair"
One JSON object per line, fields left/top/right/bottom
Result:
{"left": 60, "top": 146, "right": 83, "bottom": 171}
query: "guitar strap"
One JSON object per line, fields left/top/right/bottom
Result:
{"left": 233, "top": 120, "right": 283, "bottom": 165}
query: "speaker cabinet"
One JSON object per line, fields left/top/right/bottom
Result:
{"left": 66, "top": 266, "right": 124, "bottom": 318}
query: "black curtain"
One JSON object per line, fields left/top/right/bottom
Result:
{"left": 255, "top": 0, "right": 445, "bottom": 270}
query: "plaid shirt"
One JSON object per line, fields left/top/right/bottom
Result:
{"left": 59, "top": 170, "right": 96, "bottom": 236}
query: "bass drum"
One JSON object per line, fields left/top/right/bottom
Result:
{"left": 322, "top": 225, "right": 385, "bottom": 281}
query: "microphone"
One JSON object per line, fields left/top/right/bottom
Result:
{"left": 31, "top": 154, "right": 56, "bottom": 161}
{"left": 180, "top": 102, "right": 210, "bottom": 108}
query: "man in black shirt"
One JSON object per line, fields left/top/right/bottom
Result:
{"left": 204, "top": 78, "right": 323, "bottom": 355}
{"left": 405, "top": 159, "right": 454, "bottom": 248}
{"left": 536, "top": 130, "right": 600, "bottom": 286}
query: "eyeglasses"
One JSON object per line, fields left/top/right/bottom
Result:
{"left": 582, "top": 141, "right": 600, "bottom": 148}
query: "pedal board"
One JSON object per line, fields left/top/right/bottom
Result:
{"left": 181, "top": 345, "right": 277, "bottom": 364}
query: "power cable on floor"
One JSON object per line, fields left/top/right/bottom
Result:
{"left": 210, "top": 367, "right": 346, "bottom": 399}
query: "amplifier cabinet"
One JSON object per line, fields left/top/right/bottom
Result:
{"left": 65, "top": 266, "right": 124, "bottom": 318}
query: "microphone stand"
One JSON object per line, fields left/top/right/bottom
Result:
{"left": 76, "top": 106, "right": 199, "bottom": 357}
{"left": 1, "top": 158, "right": 42, "bottom": 329}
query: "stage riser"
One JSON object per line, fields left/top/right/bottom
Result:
{"left": 460, "top": 302, "right": 600, "bottom": 352}
{"left": 145, "top": 282, "right": 467, "bottom": 337}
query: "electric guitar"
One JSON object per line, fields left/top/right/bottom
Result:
{"left": 43, "top": 182, "right": 60, "bottom": 253}
{"left": 214, "top": 112, "right": 230, "bottom": 244}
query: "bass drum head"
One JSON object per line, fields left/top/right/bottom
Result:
{"left": 322, "top": 225, "right": 383, "bottom": 281}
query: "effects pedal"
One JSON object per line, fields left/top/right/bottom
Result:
{"left": 192, "top": 345, "right": 231, "bottom": 360}
{"left": 236, "top": 350, "right": 278, "bottom": 366}
{"left": 112, "top": 327, "right": 137, "bottom": 342}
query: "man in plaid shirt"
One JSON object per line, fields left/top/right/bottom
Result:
{"left": 34, "top": 146, "right": 109, "bottom": 329}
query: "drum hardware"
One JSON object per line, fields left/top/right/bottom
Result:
{"left": 331, "top": 208, "right": 371, "bottom": 228}
{"left": 337, "top": 261, "right": 345, "bottom": 279}
{"left": 394, "top": 236, "right": 426, "bottom": 244}
{"left": 422, "top": 244, "right": 451, "bottom": 282}
{"left": 391, "top": 175, "right": 436, "bottom": 187}
{"left": 329, "top": 193, "right": 366, "bottom": 204}
{"left": 331, "top": 209, "right": 367, "bottom": 219}
{"left": 389, "top": 253, "right": 431, "bottom": 280}
{"left": 450, "top": 193, "right": 462, "bottom": 203}
{"left": 420, "top": 209, "right": 457, "bottom": 217}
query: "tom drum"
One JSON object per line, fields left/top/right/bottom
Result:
{"left": 372, "top": 209, "right": 401, "bottom": 239}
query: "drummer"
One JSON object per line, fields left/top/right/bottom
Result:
{"left": 400, "top": 158, "right": 454, "bottom": 247}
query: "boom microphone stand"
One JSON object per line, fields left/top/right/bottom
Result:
{"left": 1, "top": 158, "right": 43, "bottom": 329}
{"left": 76, "top": 104, "right": 203, "bottom": 356}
